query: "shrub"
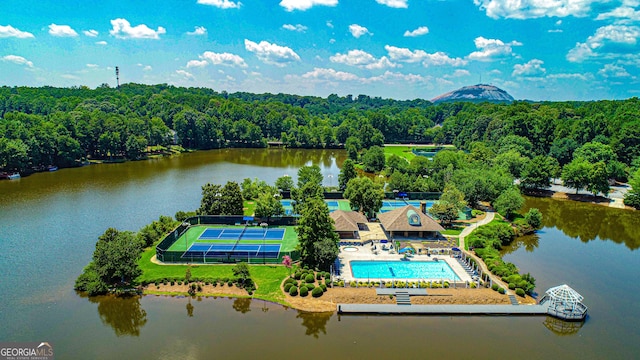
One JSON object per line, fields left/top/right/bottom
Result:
{"left": 350, "top": 281, "right": 357, "bottom": 288}
{"left": 508, "top": 283, "right": 516, "bottom": 290}
{"left": 312, "top": 287, "right": 323, "bottom": 297}
{"left": 515, "top": 288, "right": 526, "bottom": 297}
{"left": 154, "top": 281, "right": 159, "bottom": 286}
{"left": 177, "top": 281, "right": 182, "bottom": 285}
{"left": 443, "top": 281, "right": 450, "bottom": 288}
{"left": 316, "top": 272, "right": 322, "bottom": 280}
{"left": 285, "top": 278, "right": 297, "bottom": 285}
{"left": 305, "top": 274, "right": 315, "bottom": 283}
{"left": 289, "top": 286, "right": 298, "bottom": 296}
{"left": 491, "top": 284, "right": 499, "bottom": 291}
{"left": 306, "top": 283, "right": 315, "bottom": 291}
{"left": 163, "top": 280, "right": 168, "bottom": 286}
{"left": 227, "top": 281, "right": 233, "bottom": 287}
{"left": 299, "top": 286, "right": 309, "bottom": 297}
{"left": 470, "top": 282, "right": 477, "bottom": 288}
{"left": 284, "top": 283, "right": 293, "bottom": 292}
{"left": 498, "top": 287, "right": 506, "bottom": 294}
{"left": 197, "top": 284, "right": 202, "bottom": 292}
{"left": 170, "top": 281, "right": 175, "bottom": 286}
{"left": 248, "top": 291, "right": 253, "bottom": 296}
{"left": 320, "top": 284, "right": 327, "bottom": 292}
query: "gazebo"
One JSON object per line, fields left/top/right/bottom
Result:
{"left": 540, "top": 284, "right": 588, "bottom": 321}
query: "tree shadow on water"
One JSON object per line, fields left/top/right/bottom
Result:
{"left": 232, "top": 297, "right": 252, "bottom": 314}
{"left": 296, "top": 311, "right": 333, "bottom": 338}
{"left": 88, "top": 294, "right": 147, "bottom": 337}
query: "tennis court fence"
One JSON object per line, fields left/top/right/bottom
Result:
{"left": 156, "top": 215, "right": 300, "bottom": 264}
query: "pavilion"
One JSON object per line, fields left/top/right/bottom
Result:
{"left": 329, "top": 210, "right": 368, "bottom": 240}
{"left": 377, "top": 204, "right": 445, "bottom": 240}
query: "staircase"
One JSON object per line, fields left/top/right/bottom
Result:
{"left": 508, "top": 295, "right": 519, "bottom": 305}
{"left": 395, "top": 291, "right": 411, "bottom": 305}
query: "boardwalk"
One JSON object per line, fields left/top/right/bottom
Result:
{"left": 337, "top": 303, "right": 548, "bottom": 315}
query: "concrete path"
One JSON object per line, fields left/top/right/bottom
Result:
{"left": 453, "top": 212, "right": 516, "bottom": 296}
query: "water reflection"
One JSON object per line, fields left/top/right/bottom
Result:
{"left": 523, "top": 196, "right": 640, "bottom": 250}
{"left": 232, "top": 297, "right": 252, "bottom": 314}
{"left": 296, "top": 311, "right": 333, "bottom": 338}
{"left": 186, "top": 297, "right": 194, "bottom": 317}
{"left": 87, "top": 294, "right": 148, "bottom": 337}
{"left": 501, "top": 233, "right": 540, "bottom": 255}
{"left": 543, "top": 316, "right": 584, "bottom": 336}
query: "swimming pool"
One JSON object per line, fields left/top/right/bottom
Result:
{"left": 350, "top": 260, "right": 460, "bottom": 280}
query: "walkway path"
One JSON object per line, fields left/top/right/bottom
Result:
{"left": 453, "top": 212, "right": 516, "bottom": 296}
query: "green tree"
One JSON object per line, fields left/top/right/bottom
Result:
{"left": 295, "top": 198, "right": 339, "bottom": 270}
{"left": 587, "top": 161, "right": 610, "bottom": 197}
{"left": 429, "top": 184, "right": 466, "bottom": 227}
{"left": 386, "top": 154, "right": 407, "bottom": 173}
{"left": 343, "top": 177, "right": 384, "bottom": 218}
{"left": 297, "top": 165, "right": 323, "bottom": 189}
{"left": 125, "top": 134, "right": 147, "bottom": 160}
{"left": 92, "top": 228, "right": 143, "bottom": 284}
{"left": 241, "top": 177, "right": 269, "bottom": 200}
{"left": 493, "top": 150, "right": 527, "bottom": 178}
{"left": 492, "top": 186, "right": 524, "bottom": 220}
{"left": 345, "top": 136, "right": 361, "bottom": 161}
{"left": 624, "top": 168, "right": 640, "bottom": 209}
{"left": 520, "top": 155, "right": 558, "bottom": 190}
{"left": 254, "top": 190, "right": 285, "bottom": 218}
{"left": 197, "top": 183, "right": 223, "bottom": 215}
{"left": 275, "top": 175, "right": 294, "bottom": 191}
{"left": 561, "top": 159, "right": 592, "bottom": 194}
{"left": 220, "top": 181, "right": 244, "bottom": 215}
{"left": 361, "top": 146, "right": 385, "bottom": 173}
{"left": 524, "top": 208, "right": 543, "bottom": 230}
{"left": 338, "top": 158, "right": 357, "bottom": 190}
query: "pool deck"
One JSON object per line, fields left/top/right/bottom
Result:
{"left": 337, "top": 303, "right": 548, "bottom": 316}
{"left": 336, "top": 241, "right": 473, "bottom": 284}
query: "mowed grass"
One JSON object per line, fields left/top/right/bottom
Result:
{"left": 138, "top": 247, "right": 292, "bottom": 304}
{"left": 383, "top": 146, "right": 416, "bottom": 161}
{"left": 243, "top": 200, "right": 256, "bottom": 216}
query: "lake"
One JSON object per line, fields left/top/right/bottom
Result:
{"left": 0, "top": 148, "right": 638, "bottom": 359}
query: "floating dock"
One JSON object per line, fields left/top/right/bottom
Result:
{"left": 337, "top": 303, "right": 548, "bottom": 316}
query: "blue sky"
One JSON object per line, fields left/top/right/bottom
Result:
{"left": 1, "top": 0, "right": 639, "bottom": 101}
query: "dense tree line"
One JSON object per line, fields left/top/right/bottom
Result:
{"left": 3, "top": 85, "right": 640, "bottom": 195}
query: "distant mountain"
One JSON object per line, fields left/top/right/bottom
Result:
{"left": 431, "top": 84, "right": 514, "bottom": 103}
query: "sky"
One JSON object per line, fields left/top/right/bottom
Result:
{"left": 1, "top": 0, "right": 640, "bottom": 101}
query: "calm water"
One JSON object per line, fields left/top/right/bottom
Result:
{"left": 350, "top": 260, "right": 460, "bottom": 280}
{"left": 0, "top": 149, "right": 638, "bottom": 359}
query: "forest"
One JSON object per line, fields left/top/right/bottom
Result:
{"left": 1, "top": 84, "right": 639, "bottom": 188}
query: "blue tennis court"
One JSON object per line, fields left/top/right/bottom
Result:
{"left": 325, "top": 200, "right": 339, "bottom": 207}
{"left": 198, "top": 228, "right": 285, "bottom": 241}
{"left": 183, "top": 243, "right": 281, "bottom": 258}
{"left": 379, "top": 200, "right": 435, "bottom": 213}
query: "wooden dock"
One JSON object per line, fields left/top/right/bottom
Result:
{"left": 337, "top": 303, "right": 549, "bottom": 316}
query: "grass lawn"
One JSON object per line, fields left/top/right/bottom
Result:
{"left": 441, "top": 225, "right": 465, "bottom": 236}
{"left": 243, "top": 200, "right": 256, "bottom": 216}
{"left": 138, "top": 247, "right": 293, "bottom": 305}
{"left": 337, "top": 200, "right": 352, "bottom": 211}
{"left": 383, "top": 146, "right": 415, "bottom": 161}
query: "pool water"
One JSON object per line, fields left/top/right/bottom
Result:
{"left": 350, "top": 261, "right": 460, "bottom": 280}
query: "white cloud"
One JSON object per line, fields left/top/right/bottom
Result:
{"left": 474, "top": 0, "right": 598, "bottom": 19}
{"left": 109, "top": 18, "right": 166, "bottom": 39}
{"left": 0, "top": 25, "right": 34, "bottom": 38}
{"left": 556, "top": 20, "right": 563, "bottom": 25}
{"left": 366, "top": 71, "right": 432, "bottom": 84}
{"left": 512, "top": 59, "right": 546, "bottom": 77}
{"left": 598, "top": 63, "right": 632, "bottom": 77}
{"left": 349, "top": 24, "right": 372, "bottom": 38}
{"left": 330, "top": 49, "right": 397, "bottom": 69}
{"left": 302, "top": 67, "right": 360, "bottom": 81}
{"left": 596, "top": 4, "right": 640, "bottom": 23}
{"left": 86, "top": 63, "right": 99, "bottom": 68}
{"left": 280, "top": 0, "right": 338, "bottom": 11}
{"left": 467, "top": 36, "right": 522, "bottom": 61}
{"left": 143, "top": 65, "right": 152, "bottom": 71}
{"left": 567, "top": 25, "right": 640, "bottom": 62}
{"left": 2, "top": 55, "right": 34, "bottom": 67}
{"left": 83, "top": 29, "right": 99, "bottom": 37}
{"left": 385, "top": 45, "right": 467, "bottom": 66}
{"left": 176, "top": 70, "right": 194, "bottom": 79}
{"left": 187, "top": 26, "right": 207, "bottom": 36}
{"left": 404, "top": 26, "right": 429, "bottom": 37}
{"left": 282, "top": 24, "right": 308, "bottom": 32}
{"left": 197, "top": 0, "right": 242, "bottom": 9}
{"left": 326, "top": 20, "right": 334, "bottom": 28}
{"left": 200, "top": 51, "right": 248, "bottom": 67}
{"left": 244, "top": 39, "right": 300, "bottom": 66}
{"left": 445, "top": 69, "right": 471, "bottom": 78}
{"left": 376, "top": 0, "right": 408, "bottom": 8}
{"left": 96, "top": 41, "right": 107, "bottom": 45}
{"left": 61, "top": 74, "right": 80, "bottom": 80}
{"left": 187, "top": 59, "right": 209, "bottom": 68}
{"left": 48, "top": 24, "right": 78, "bottom": 37}
{"left": 547, "top": 72, "right": 593, "bottom": 80}
{"left": 548, "top": 29, "right": 564, "bottom": 33}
